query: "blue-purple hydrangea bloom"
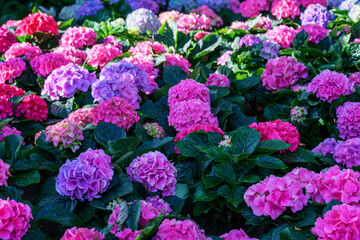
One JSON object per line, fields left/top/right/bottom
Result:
{"left": 259, "top": 40, "right": 280, "bottom": 60}
{"left": 78, "top": 0, "right": 104, "bottom": 18}
{"left": 197, "top": 0, "right": 230, "bottom": 11}
{"left": 300, "top": 4, "right": 335, "bottom": 28}
{"left": 239, "top": 34, "right": 262, "bottom": 47}
{"left": 168, "top": 0, "right": 197, "bottom": 11}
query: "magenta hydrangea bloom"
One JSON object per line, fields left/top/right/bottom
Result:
{"left": 230, "top": 21, "right": 249, "bottom": 30}
{"left": 192, "top": 5, "right": 223, "bottom": 27}
{"left": 139, "top": 196, "right": 172, "bottom": 226}
{"left": 14, "top": 12, "right": 58, "bottom": 36}
{"left": 239, "top": 34, "right": 261, "bottom": 47}
{"left": 30, "top": 52, "right": 69, "bottom": 77}
{"left": 176, "top": 13, "right": 212, "bottom": 34}
{"left": 4, "top": 42, "right": 41, "bottom": 60}
{"left": 312, "top": 204, "right": 360, "bottom": 240}
{"left": 220, "top": 228, "right": 258, "bottom": 240}
{"left": 306, "top": 70, "right": 354, "bottom": 103}
{"left": 143, "top": 123, "right": 165, "bottom": 138}
{"left": 271, "top": 0, "right": 300, "bottom": 20}
{"left": 217, "top": 51, "right": 233, "bottom": 66}
{"left": 164, "top": 53, "right": 191, "bottom": 74}
{"left": 285, "top": 167, "right": 317, "bottom": 188}
{"left": 0, "top": 159, "right": 11, "bottom": 187}
{"left": 103, "top": 35, "right": 123, "bottom": 50}
{"left": 60, "top": 227, "right": 105, "bottom": 240}
{"left": 0, "top": 97, "right": 13, "bottom": 119}
{"left": 0, "top": 27, "right": 17, "bottom": 53}
{"left": 261, "top": 56, "right": 308, "bottom": 91}
{"left": 336, "top": 102, "right": 360, "bottom": 139}
{"left": 115, "top": 228, "right": 140, "bottom": 240}
{"left": 312, "top": 138, "right": 342, "bottom": 156}
{"left": 0, "top": 84, "right": 24, "bottom": 99}
{"left": 14, "top": 94, "right": 48, "bottom": 122}
{"left": 254, "top": 16, "right": 272, "bottom": 29}
{"left": 168, "top": 99, "right": 219, "bottom": 131}
{"left": 153, "top": 219, "right": 208, "bottom": 240}
{"left": 45, "top": 119, "right": 84, "bottom": 152}
{"left": 0, "top": 125, "right": 21, "bottom": 142}
{"left": 168, "top": 79, "right": 210, "bottom": 109}
{"left": 60, "top": 27, "right": 97, "bottom": 48}
{"left": 249, "top": 119, "right": 300, "bottom": 152}
{"left": 239, "top": 0, "right": 269, "bottom": 18}
{"left": 0, "top": 198, "right": 33, "bottom": 240}
{"left": 56, "top": 148, "right": 114, "bottom": 201}
{"left": 333, "top": 138, "right": 360, "bottom": 168}
{"left": 300, "top": 0, "right": 326, "bottom": 7}
{"left": 297, "top": 24, "right": 328, "bottom": 44}
{"left": 206, "top": 73, "right": 230, "bottom": 87}
{"left": 87, "top": 43, "right": 122, "bottom": 69}
{"left": 43, "top": 63, "right": 97, "bottom": 100}
{"left": 244, "top": 175, "right": 307, "bottom": 220}
{"left": 54, "top": 45, "right": 87, "bottom": 65}
{"left": 194, "top": 31, "right": 210, "bottom": 41}
{"left": 126, "top": 151, "right": 177, "bottom": 197}
{"left": 349, "top": 72, "right": 360, "bottom": 87}
{"left": 265, "top": 25, "right": 297, "bottom": 48}
{"left": 0, "top": 57, "right": 26, "bottom": 84}
{"left": 128, "top": 41, "right": 164, "bottom": 59}
{"left": 68, "top": 108, "right": 93, "bottom": 127}
{"left": 91, "top": 97, "right": 140, "bottom": 131}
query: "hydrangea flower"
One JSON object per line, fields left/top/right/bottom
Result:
{"left": 126, "top": 151, "right": 177, "bottom": 197}
{"left": 164, "top": 53, "right": 191, "bottom": 74}
{"left": 285, "top": 167, "right": 317, "bottom": 188}
{"left": 43, "top": 63, "right": 97, "bottom": 100}
{"left": 300, "top": 0, "right": 327, "bottom": 7}
{"left": 312, "top": 138, "right": 342, "bottom": 156}
{"left": 59, "top": 4, "right": 82, "bottom": 21}
{"left": 0, "top": 125, "right": 22, "bottom": 142}
{"left": 230, "top": 21, "right": 249, "bottom": 30}
{"left": 53, "top": 45, "right": 87, "bottom": 65}
{"left": 4, "top": 42, "right": 42, "bottom": 60}
{"left": 114, "top": 228, "right": 140, "bottom": 240}
{"left": 239, "top": 0, "right": 269, "bottom": 18}
{"left": 261, "top": 56, "right": 308, "bottom": 91}
{"left": 91, "top": 97, "right": 140, "bottom": 131}
{"left": 0, "top": 97, "right": 13, "bottom": 120}
{"left": 168, "top": 0, "right": 197, "bottom": 11}
{"left": 220, "top": 228, "right": 258, "bottom": 240}
{"left": 297, "top": 24, "right": 329, "bottom": 44}
{"left": 139, "top": 196, "right": 172, "bottom": 226}
{"left": 14, "top": 94, "right": 48, "bottom": 122}
{"left": 159, "top": 10, "right": 183, "bottom": 24}
{"left": 0, "top": 27, "right": 17, "bottom": 53}
{"left": 60, "top": 27, "right": 97, "bottom": 49}
{"left": 60, "top": 227, "right": 105, "bottom": 240}
{"left": 152, "top": 219, "right": 208, "bottom": 239}
{"left": 14, "top": 12, "right": 58, "bottom": 36}
{"left": 194, "top": 31, "right": 211, "bottom": 41}
{"left": 0, "top": 198, "right": 33, "bottom": 240}
{"left": 333, "top": 138, "right": 360, "bottom": 168}
{"left": 108, "top": 200, "right": 128, "bottom": 234}
{"left": 1, "top": 20, "right": 21, "bottom": 29}
{"left": 328, "top": 0, "right": 343, "bottom": 8}
{"left": 103, "top": 36, "right": 123, "bottom": 50}
{"left": 126, "top": 0, "right": 161, "bottom": 14}
{"left": 0, "top": 57, "right": 26, "bottom": 83}
{"left": 259, "top": 40, "right": 280, "bottom": 59}
{"left": 78, "top": 0, "right": 104, "bottom": 18}
{"left": 126, "top": 8, "right": 161, "bottom": 34}
{"left": 45, "top": 119, "right": 84, "bottom": 152}
{"left": 339, "top": 0, "right": 359, "bottom": 10}
{"left": 254, "top": 16, "right": 272, "bottom": 29}
{"left": 87, "top": 43, "right": 122, "bottom": 69}
{"left": 0, "top": 159, "right": 11, "bottom": 187}
{"left": 67, "top": 108, "right": 93, "bottom": 127}
{"left": 30, "top": 52, "right": 69, "bottom": 77}
{"left": 168, "top": 99, "right": 219, "bottom": 131}
{"left": 217, "top": 51, "right": 233, "bottom": 66}
{"left": 271, "top": 0, "right": 301, "bottom": 20}
{"left": 300, "top": 4, "right": 334, "bottom": 27}
{"left": 349, "top": 4, "right": 360, "bottom": 22}
{"left": 168, "top": 79, "right": 210, "bottom": 109}
{"left": 219, "top": 135, "right": 232, "bottom": 147}
{"left": 206, "top": 73, "right": 230, "bottom": 87}
{"left": 192, "top": 5, "right": 223, "bottom": 27}
{"left": 306, "top": 70, "right": 353, "bottom": 103}
{"left": 176, "top": 13, "right": 212, "bottom": 34}
{"left": 143, "top": 123, "right": 165, "bottom": 138}
{"left": 128, "top": 41, "right": 164, "bottom": 60}
{"left": 336, "top": 102, "right": 360, "bottom": 139}
{"left": 249, "top": 119, "right": 300, "bottom": 152}
{"left": 290, "top": 106, "right": 308, "bottom": 123}
{"left": 56, "top": 148, "right": 114, "bottom": 201}
{"left": 197, "top": 0, "right": 230, "bottom": 12}
{"left": 244, "top": 175, "right": 307, "bottom": 220}
{"left": 239, "top": 34, "right": 261, "bottom": 47}
{"left": 265, "top": 25, "right": 297, "bottom": 48}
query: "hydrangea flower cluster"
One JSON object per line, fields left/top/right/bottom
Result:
{"left": 45, "top": 119, "right": 84, "bottom": 152}
{"left": 265, "top": 25, "right": 297, "bottom": 48}
{"left": 159, "top": 10, "right": 183, "bottom": 24}
{"left": 0, "top": 125, "right": 22, "bottom": 142}
{"left": 14, "top": 94, "right": 48, "bottom": 122}
{"left": 126, "top": 8, "right": 161, "bottom": 34}
{"left": 206, "top": 73, "right": 230, "bottom": 87}
{"left": 239, "top": 0, "right": 270, "bottom": 18}
{"left": 290, "top": 106, "right": 308, "bottom": 123}
{"left": 271, "top": 0, "right": 300, "bottom": 20}
{"left": 60, "top": 227, "right": 105, "bottom": 240}
{"left": 30, "top": 52, "right": 69, "bottom": 77}
{"left": 297, "top": 24, "right": 329, "bottom": 44}
{"left": 139, "top": 196, "right": 172, "bottom": 226}
{"left": 91, "top": 97, "right": 140, "bottom": 131}
{"left": 0, "top": 198, "right": 33, "bottom": 240}
{"left": 349, "top": 4, "right": 360, "bottom": 22}
{"left": 230, "top": 21, "right": 249, "bottom": 30}
{"left": 168, "top": 0, "right": 197, "bottom": 11}
{"left": 259, "top": 40, "right": 281, "bottom": 59}
{"left": 14, "top": 12, "right": 58, "bottom": 36}
{"left": 194, "top": 31, "right": 210, "bottom": 41}
{"left": 300, "top": 0, "right": 326, "bottom": 7}
{"left": 54, "top": 45, "right": 87, "bottom": 65}
{"left": 78, "top": 0, "right": 104, "bottom": 18}
{"left": 126, "top": 151, "right": 177, "bottom": 197}
{"left": 126, "top": 0, "right": 163, "bottom": 14}
{"left": 197, "top": 0, "right": 230, "bottom": 12}
{"left": 87, "top": 43, "right": 122, "bottom": 69}
{"left": 239, "top": 34, "right": 261, "bottom": 47}
{"left": 1, "top": 20, "right": 21, "bottom": 29}
{"left": 43, "top": 63, "right": 97, "bottom": 100}
{"left": 152, "top": 219, "right": 208, "bottom": 240}
{"left": 0, "top": 27, "right": 17, "bottom": 53}
{"left": 249, "top": 119, "right": 300, "bottom": 152}
{"left": 103, "top": 35, "right": 123, "bottom": 50}
{"left": 0, "top": 97, "right": 13, "bottom": 119}
{"left": 164, "top": 53, "right": 192, "bottom": 74}
{"left": 56, "top": 148, "right": 114, "bottom": 201}
{"left": 60, "top": 27, "right": 97, "bottom": 48}
{"left": 176, "top": 13, "right": 212, "bottom": 34}
{"left": 128, "top": 41, "right": 165, "bottom": 59}
{"left": 300, "top": 4, "right": 334, "bottom": 27}
{"left": 339, "top": 0, "right": 358, "bottom": 10}
{"left": 0, "top": 57, "right": 26, "bottom": 83}
{"left": 192, "top": 5, "right": 223, "bottom": 27}
{"left": 306, "top": 70, "right": 353, "bottom": 103}
{"left": 244, "top": 175, "right": 307, "bottom": 220}
{"left": 114, "top": 229, "right": 140, "bottom": 240}
{"left": 220, "top": 228, "right": 258, "bottom": 240}
{"left": 312, "top": 138, "right": 342, "bottom": 156}
{"left": 143, "top": 123, "right": 165, "bottom": 138}
{"left": 67, "top": 108, "right": 93, "bottom": 127}
{"left": 254, "top": 16, "right": 272, "bottom": 29}
{"left": 336, "top": 102, "right": 360, "bottom": 139}
{"left": 4, "top": 42, "right": 42, "bottom": 60}
{"left": 217, "top": 51, "right": 233, "bottom": 66}
{"left": 0, "top": 159, "right": 11, "bottom": 187}
{"left": 261, "top": 56, "right": 308, "bottom": 91}
{"left": 219, "top": 135, "right": 232, "bottom": 147}
{"left": 333, "top": 138, "right": 360, "bottom": 168}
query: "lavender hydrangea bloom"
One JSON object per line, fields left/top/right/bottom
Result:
{"left": 56, "top": 148, "right": 114, "bottom": 201}
{"left": 126, "top": 0, "right": 162, "bottom": 14}
{"left": 42, "top": 63, "right": 97, "bottom": 100}
{"left": 239, "top": 34, "right": 262, "bottom": 47}
{"left": 78, "top": 0, "right": 104, "bottom": 18}
{"left": 300, "top": 4, "right": 335, "bottom": 27}
{"left": 334, "top": 138, "right": 360, "bottom": 168}
{"left": 259, "top": 40, "right": 280, "bottom": 59}
{"left": 312, "top": 138, "right": 342, "bottom": 156}
{"left": 59, "top": 5, "right": 82, "bottom": 21}
{"left": 328, "top": 0, "right": 347, "bottom": 8}
{"left": 339, "top": 0, "right": 360, "bottom": 10}
{"left": 126, "top": 8, "right": 161, "bottom": 34}
{"left": 197, "top": 0, "right": 230, "bottom": 11}
{"left": 168, "top": 0, "right": 197, "bottom": 11}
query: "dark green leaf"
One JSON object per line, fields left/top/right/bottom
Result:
{"left": 193, "top": 202, "right": 212, "bottom": 216}
{"left": 0, "top": 186, "right": 23, "bottom": 202}
{"left": 94, "top": 122, "right": 126, "bottom": 147}
{"left": 210, "top": 163, "right": 236, "bottom": 184}
{"left": 257, "top": 156, "right": 288, "bottom": 169}
{"left": 162, "top": 65, "right": 188, "bottom": 85}
{"left": 293, "top": 29, "right": 309, "bottom": 48}
{"left": 11, "top": 170, "right": 41, "bottom": 187}
{"left": 127, "top": 200, "right": 141, "bottom": 231}
{"left": 4, "top": 135, "right": 23, "bottom": 163}
{"left": 264, "top": 104, "right": 290, "bottom": 121}
{"left": 100, "top": 174, "right": 133, "bottom": 203}
{"left": 194, "top": 185, "right": 218, "bottom": 202}
{"left": 230, "top": 127, "right": 261, "bottom": 160}
{"left": 280, "top": 147, "right": 318, "bottom": 164}
{"left": 217, "top": 185, "right": 246, "bottom": 207}
{"left": 253, "top": 140, "right": 291, "bottom": 155}
{"left": 108, "top": 137, "right": 141, "bottom": 155}
{"left": 134, "top": 137, "right": 173, "bottom": 156}
{"left": 323, "top": 200, "right": 342, "bottom": 215}
{"left": 36, "top": 203, "right": 82, "bottom": 227}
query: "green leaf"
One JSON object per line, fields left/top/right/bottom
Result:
{"left": 280, "top": 147, "right": 318, "bottom": 164}
{"left": 134, "top": 137, "right": 173, "bottom": 156}
{"left": 194, "top": 185, "right": 218, "bottom": 202}
{"left": 241, "top": 207, "right": 271, "bottom": 226}
{"left": 264, "top": 104, "right": 291, "bottom": 121}
{"left": 230, "top": 127, "right": 261, "bottom": 160}
{"left": 8, "top": 92, "right": 31, "bottom": 107}
{"left": 210, "top": 163, "right": 236, "bottom": 184}
{"left": 257, "top": 156, "right": 288, "bottom": 169}
{"left": 155, "top": 20, "right": 177, "bottom": 47}
{"left": 22, "top": 227, "right": 52, "bottom": 240}
{"left": 253, "top": 140, "right": 291, "bottom": 155}
{"left": 242, "top": 175, "right": 261, "bottom": 183}
{"left": 0, "top": 186, "right": 23, "bottom": 202}
{"left": 94, "top": 122, "right": 126, "bottom": 147}
{"left": 162, "top": 65, "right": 188, "bottom": 85}
{"left": 234, "top": 76, "right": 260, "bottom": 91}
{"left": 11, "top": 170, "right": 41, "bottom": 187}
{"left": 0, "top": 118, "right": 13, "bottom": 129}
{"left": 350, "top": 22, "right": 360, "bottom": 39}
{"left": 193, "top": 201, "right": 212, "bottom": 216}
{"left": 323, "top": 200, "right": 342, "bottom": 215}
{"left": 4, "top": 135, "right": 23, "bottom": 163}
{"left": 293, "top": 208, "right": 317, "bottom": 228}
{"left": 194, "top": 35, "right": 222, "bottom": 59}
{"left": 100, "top": 174, "right": 133, "bottom": 203}
{"left": 127, "top": 200, "right": 141, "bottom": 231}
{"left": 108, "top": 137, "right": 141, "bottom": 155}
{"left": 175, "top": 183, "right": 189, "bottom": 200}
{"left": 35, "top": 131, "right": 61, "bottom": 155}
{"left": 175, "top": 131, "right": 212, "bottom": 158}
{"left": 12, "top": 149, "right": 62, "bottom": 172}
{"left": 293, "top": 29, "right": 309, "bottom": 48}
{"left": 217, "top": 185, "right": 246, "bottom": 207}
{"left": 59, "top": 19, "right": 73, "bottom": 30}
{"left": 50, "top": 98, "right": 73, "bottom": 118}
{"left": 36, "top": 203, "right": 82, "bottom": 227}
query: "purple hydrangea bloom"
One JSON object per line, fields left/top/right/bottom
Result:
{"left": 56, "top": 148, "right": 114, "bottom": 201}
{"left": 197, "top": 0, "right": 230, "bottom": 11}
{"left": 42, "top": 63, "right": 97, "bottom": 100}
{"left": 78, "top": 0, "right": 104, "bottom": 18}
{"left": 168, "top": 0, "right": 197, "bottom": 11}
{"left": 339, "top": 0, "right": 359, "bottom": 10}
{"left": 126, "top": 0, "right": 163, "bottom": 14}
{"left": 259, "top": 40, "right": 280, "bottom": 59}
{"left": 312, "top": 138, "right": 342, "bottom": 156}
{"left": 300, "top": 4, "right": 335, "bottom": 27}
{"left": 334, "top": 138, "right": 360, "bottom": 168}
{"left": 336, "top": 102, "right": 360, "bottom": 140}
{"left": 126, "top": 8, "right": 161, "bottom": 34}
{"left": 239, "top": 34, "right": 262, "bottom": 47}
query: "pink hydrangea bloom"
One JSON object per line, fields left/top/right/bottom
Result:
{"left": 176, "top": 13, "right": 212, "bottom": 34}
{"left": 244, "top": 175, "right": 307, "bottom": 220}
{"left": 0, "top": 27, "right": 17, "bottom": 53}
{"left": 0, "top": 97, "right": 13, "bottom": 119}
{"left": 143, "top": 123, "right": 165, "bottom": 138}
{"left": 312, "top": 204, "right": 360, "bottom": 240}
{"left": 1, "top": 20, "right": 21, "bottom": 29}
{"left": 271, "top": 0, "right": 300, "bottom": 20}
{"left": 254, "top": 16, "right": 273, "bottom": 29}
{"left": 0, "top": 57, "right": 26, "bottom": 83}
{"left": 14, "top": 94, "right": 48, "bottom": 122}
{"left": 159, "top": 10, "right": 183, "bottom": 24}
{"left": 230, "top": 21, "right": 249, "bottom": 30}
{"left": 306, "top": 70, "right": 353, "bottom": 103}
{"left": 192, "top": 5, "right": 223, "bottom": 27}
{"left": 164, "top": 53, "right": 191, "bottom": 74}
{"left": 220, "top": 228, "right": 258, "bottom": 240}
{"left": 333, "top": 138, "right": 360, "bottom": 168}
{"left": 297, "top": 24, "right": 328, "bottom": 44}
{"left": 265, "top": 25, "right": 297, "bottom": 48}
{"left": 0, "top": 198, "right": 33, "bottom": 240}
{"left": 168, "top": 99, "right": 219, "bottom": 131}
{"left": 68, "top": 108, "right": 93, "bottom": 127}
{"left": 91, "top": 97, "right": 139, "bottom": 131}
{"left": 60, "top": 27, "right": 97, "bottom": 48}
{"left": 30, "top": 52, "right": 69, "bottom": 77}
{"left": 115, "top": 228, "right": 140, "bottom": 240}
{"left": 45, "top": 119, "right": 84, "bottom": 152}
{"left": 336, "top": 102, "right": 360, "bottom": 139}
{"left": 300, "top": 0, "right": 326, "bottom": 7}
{"left": 249, "top": 119, "right": 300, "bottom": 152}
{"left": 0, "top": 83, "right": 24, "bottom": 99}
{"left": 0, "top": 125, "right": 21, "bottom": 142}
{"left": 194, "top": 31, "right": 210, "bottom": 41}
{"left": 14, "top": 12, "right": 58, "bottom": 36}
{"left": 168, "top": 79, "right": 210, "bottom": 109}
{"left": 139, "top": 196, "right": 172, "bottom": 226}
{"left": 54, "top": 45, "right": 87, "bottom": 65}
{"left": 206, "top": 73, "right": 230, "bottom": 87}
{"left": 87, "top": 44, "right": 122, "bottom": 69}
{"left": 5, "top": 42, "right": 42, "bottom": 60}
{"left": 153, "top": 219, "right": 208, "bottom": 240}
{"left": 239, "top": 0, "right": 270, "bottom": 18}
{"left": 354, "top": 38, "right": 360, "bottom": 43}
{"left": 0, "top": 159, "right": 11, "bottom": 187}
{"left": 217, "top": 51, "right": 233, "bottom": 66}
{"left": 60, "top": 227, "right": 105, "bottom": 240}
{"left": 312, "top": 138, "right": 342, "bottom": 156}
{"left": 128, "top": 41, "right": 163, "bottom": 60}
{"left": 126, "top": 151, "right": 177, "bottom": 197}
{"left": 103, "top": 35, "right": 123, "bottom": 50}
{"left": 349, "top": 72, "right": 360, "bottom": 87}
{"left": 285, "top": 167, "right": 317, "bottom": 188}
{"left": 261, "top": 56, "right": 308, "bottom": 91}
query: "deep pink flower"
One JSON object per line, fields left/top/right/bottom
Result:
{"left": 14, "top": 94, "right": 47, "bottom": 122}
{"left": 285, "top": 167, "right": 317, "bottom": 188}
{"left": 164, "top": 53, "right": 191, "bottom": 74}
{"left": 220, "top": 228, "right": 258, "bottom": 240}
{"left": 1, "top": 20, "right": 21, "bottom": 29}
{"left": 271, "top": 0, "right": 300, "bottom": 20}
{"left": 206, "top": 73, "right": 230, "bottom": 87}
{"left": 300, "top": 0, "right": 326, "bottom": 7}
{"left": 14, "top": 12, "right": 58, "bottom": 36}
{"left": 68, "top": 108, "right": 93, "bottom": 127}
{"left": 265, "top": 25, "right": 297, "bottom": 48}
{"left": 87, "top": 44, "right": 122, "bottom": 69}
{"left": 349, "top": 72, "right": 360, "bottom": 87}
{"left": 239, "top": 0, "right": 270, "bottom": 18}
{"left": 139, "top": 196, "right": 172, "bottom": 226}
{"left": 176, "top": 13, "right": 212, "bottom": 34}
{"left": 54, "top": 45, "right": 87, "bottom": 65}
{"left": 194, "top": 31, "right": 210, "bottom": 41}
{"left": 5, "top": 42, "right": 42, "bottom": 60}
{"left": 0, "top": 97, "right": 13, "bottom": 120}
{"left": 192, "top": 5, "right": 223, "bottom": 27}
{"left": 297, "top": 24, "right": 328, "bottom": 44}
{"left": 0, "top": 159, "right": 11, "bottom": 187}
{"left": 0, "top": 57, "right": 26, "bottom": 83}
{"left": 103, "top": 35, "right": 123, "bottom": 50}
{"left": 0, "top": 27, "right": 17, "bottom": 53}
{"left": 0, "top": 84, "right": 24, "bottom": 99}
{"left": 0, "top": 125, "right": 21, "bottom": 142}
{"left": 60, "top": 27, "right": 97, "bottom": 48}
{"left": 115, "top": 228, "right": 140, "bottom": 240}
{"left": 254, "top": 17, "right": 273, "bottom": 29}
{"left": 152, "top": 219, "right": 208, "bottom": 240}
{"left": 217, "top": 51, "right": 233, "bottom": 66}
{"left": 60, "top": 227, "right": 105, "bottom": 240}
{"left": 30, "top": 52, "right": 69, "bottom": 77}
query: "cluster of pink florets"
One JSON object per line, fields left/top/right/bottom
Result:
{"left": 54, "top": 45, "right": 87, "bottom": 65}
{"left": 87, "top": 43, "right": 122, "bottom": 69}
{"left": 60, "top": 227, "right": 104, "bottom": 240}
{"left": 249, "top": 119, "right": 300, "bottom": 152}
{"left": 0, "top": 27, "right": 17, "bottom": 53}
{"left": 0, "top": 159, "right": 11, "bottom": 187}
{"left": 206, "top": 73, "right": 230, "bottom": 87}
{"left": 30, "top": 52, "right": 69, "bottom": 77}
{"left": 349, "top": 72, "right": 360, "bottom": 87}
{"left": 265, "top": 25, "right": 297, "bottom": 48}
{"left": 128, "top": 41, "right": 165, "bottom": 60}
{"left": 336, "top": 102, "right": 360, "bottom": 139}
{"left": 239, "top": 0, "right": 269, "bottom": 18}
{"left": 14, "top": 94, "right": 48, "bottom": 122}
{"left": 164, "top": 53, "right": 191, "bottom": 74}
{"left": 14, "top": 12, "right": 58, "bottom": 36}
{"left": 153, "top": 219, "right": 209, "bottom": 240}
{"left": 176, "top": 13, "right": 212, "bottom": 34}
{"left": 60, "top": 27, "right": 97, "bottom": 48}
{"left": 217, "top": 51, "right": 233, "bottom": 66}
{"left": 67, "top": 108, "right": 93, "bottom": 127}
{"left": 0, "top": 97, "right": 13, "bottom": 119}
{"left": 159, "top": 10, "right": 182, "bottom": 24}
{"left": 271, "top": 0, "right": 300, "bottom": 20}
{"left": 192, "top": 5, "right": 223, "bottom": 27}
{"left": 261, "top": 56, "right": 308, "bottom": 91}
{"left": 230, "top": 21, "right": 249, "bottom": 30}
{"left": 194, "top": 31, "right": 211, "bottom": 41}
{"left": 0, "top": 125, "right": 22, "bottom": 142}
{"left": 114, "top": 228, "right": 140, "bottom": 240}
{"left": 5, "top": 42, "right": 42, "bottom": 60}
{"left": 0, "top": 83, "right": 24, "bottom": 99}
{"left": 300, "top": 0, "right": 326, "bottom": 7}
{"left": 0, "top": 57, "right": 26, "bottom": 83}
{"left": 220, "top": 228, "right": 258, "bottom": 240}
{"left": 254, "top": 16, "right": 273, "bottom": 29}
{"left": 298, "top": 24, "right": 329, "bottom": 44}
